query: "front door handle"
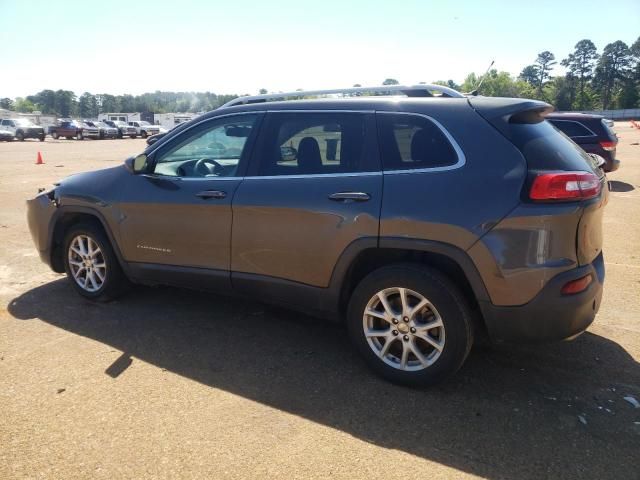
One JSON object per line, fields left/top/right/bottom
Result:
{"left": 195, "top": 190, "right": 227, "bottom": 199}
{"left": 328, "top": 192, "right": 370, "bottom": 202}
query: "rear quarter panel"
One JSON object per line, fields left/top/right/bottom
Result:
{"left": 378, "top": 100, "right": 527, "bottom": 252}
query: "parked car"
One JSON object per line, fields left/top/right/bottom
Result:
{"left": 128, "top": 120, "right": 161, "bottom": 138}
{"left": 146, "top": 124, "right": 181, "bottom": 146}
{"left": 76, "top": 121, "right": 100, "bottom": 140}
{"left": 0, "top": 118, "right": 45, "bottom": 141}
{"left": 27, "top": 86, "right": 608, "bottom": 386}
{"left": 48, "top": 120, "right": 81, "bottom": 140}
{"left": 546, "top": 112, "right": 619, "bottom": 172}
{"left": 104, "top": 120, "right": 137, "bottom": 139}
{"left": 85, "top": 120, "right": 118, "bottom": 139}
{"left": 0, "top": 129, "right": 14, "bottom": 141}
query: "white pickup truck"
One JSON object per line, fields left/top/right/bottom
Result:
{"left": 127, "top": 121, "right": 162, "bottom": 138}
{"left": 0, "top": 118, "right": 45, "bottom": 141}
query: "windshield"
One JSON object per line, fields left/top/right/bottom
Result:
{"left": 139, "top": 121, "right": 152, "bottom": 126}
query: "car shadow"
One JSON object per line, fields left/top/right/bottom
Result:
{"left": 608, "top": 180, "right": 635, "bottom": 192}
{"left": 8, "top": 279, "right": 640, "bottom": 479}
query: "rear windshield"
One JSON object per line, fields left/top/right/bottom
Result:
{"left": 509, "top": 120, "right": 595, "bottom": 172}
{"left": 600, "top": 119, "right": 617, "bottom": 140}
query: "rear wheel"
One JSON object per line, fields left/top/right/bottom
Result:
{"left": 38, "top": 134, "right": 45, "bottom": 142}
{"left": 129, "top": 135, "right": 137, "bottom": 139}
{"left": 63, "top": 223, "right": 126, "bottom": 302}
{"left": 141, "top": 130, "right": 148, "bottom": 138}
{"left": 77, "top": 131, "right": 84, "bottom": 140}
{"left": 347, "top": 264, "right": 473, "bottom": 387}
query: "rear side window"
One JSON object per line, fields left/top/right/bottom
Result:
{"left": 548, "top": 119, "right": 594, "bottom": 137}
{"left": 256, "top": 112, "right": 370, "bottom": 176}
{"left": 510, "top": 121, "right": 594, "bottom": 171}
{"left": 377, "top": 113, "right": 459, "bottom": 171}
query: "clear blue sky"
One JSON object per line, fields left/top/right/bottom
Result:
{"left": 1, "top": 0, "right": 638, "bottom": 98}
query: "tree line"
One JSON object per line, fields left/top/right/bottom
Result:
{"left": 1, "top": 36, "right": 638, "bottom": 117}
{"left": 437, "top": 36, "right": 640, "bottom": 111}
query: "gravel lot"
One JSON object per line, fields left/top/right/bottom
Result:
{"left": 1, "top": 128, "right": 639, "bottom": 479}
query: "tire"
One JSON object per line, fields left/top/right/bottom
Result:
{"left": 65, "top": 136, "right": 73, "bottom": 140}
{"left": 141, "top": 130, "right": 147, "bottom": 138}
{"left": 38, "top": 134, "right": 45, "bottom": 142}
{"left": 130, "top": 135, "right": 137, "bottom": 139}
{"left": 16, "top": 131, "right": 24, "bottom": 141}
{"left": 77, "top": 131, "right": 84, "bottom": 140}
{"left": 52, "top": 131, "right": 59, "bottom": 140}
{"left": 346, "top": 263, "right": 474, "bottom": 387}
{"left": 117, "top": 131, "right": 123, "bottom": 139}
{"left": 63, "top": 223, "right": 126, "bottom": 302}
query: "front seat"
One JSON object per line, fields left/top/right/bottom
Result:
{"left": 297, "top": 137, "right": 322, "bottom": 174}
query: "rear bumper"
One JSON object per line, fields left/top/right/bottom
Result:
{"left": 480, "top": 253, "right": 604, "bottom": 343}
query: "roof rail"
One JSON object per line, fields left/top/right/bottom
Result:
{"left": 220, "top": 84, "right": 464, "bottom": 108}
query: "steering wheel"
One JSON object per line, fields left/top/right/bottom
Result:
{"left": 194, "top": 158, "right": 224, "bottom": 176}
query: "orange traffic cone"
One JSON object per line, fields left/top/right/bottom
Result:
{"left": 36, "top": 151, "right": 44, "bottom": 165}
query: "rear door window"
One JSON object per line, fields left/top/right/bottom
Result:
{"left": 253, "top": 112, "right": 375, "bottom": 176}
{"left": 547, "top": 119, "right": 594, "bottom": 137}
{"left": 376, "top": 113, "right": 460, "bottom": 171}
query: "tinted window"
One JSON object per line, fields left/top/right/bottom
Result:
{"left": 377, "top": 113, "right": 458, "bottom": 171}
{"left": 548, "top": 119, "right": 593, "bottom": 137}
{"left": 153, "top": 114, "right": 258, "bottom": 178}
{"left": 509, "top": 121, "right": 594, "bottom": 172}
{"left": 257, "top": 112, "right": 368, "bottom": 176}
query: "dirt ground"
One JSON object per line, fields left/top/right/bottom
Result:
{"left": 1, "top": 127, "right": 639, "bottom": 480}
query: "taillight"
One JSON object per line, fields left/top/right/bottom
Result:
{"left": 529, "top": 171, "right": 601, "bottom": 201}
{"left": 561, "top": 274, "right": 592, "bottom": 295}
{"left": 599, "top": 141, "right": 616, "bottom": 151}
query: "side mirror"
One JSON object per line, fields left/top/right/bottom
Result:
{"left": 124, "top": 154, "right": 148, "bottom": 174}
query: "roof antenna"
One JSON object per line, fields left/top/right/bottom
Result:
{"left": 469, "top": 60, "right": 494, "bottom": 96}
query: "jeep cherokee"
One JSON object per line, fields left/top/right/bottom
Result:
{"left": 27, "top": 85, "right": 608, "bottom": 386}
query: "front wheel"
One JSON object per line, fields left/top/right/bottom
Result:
{"left": 346, "top": 264, "right": 473, "bottom": 387}
{"left": 77, "top": 131, "right": 84, "bottom": 140}
{"left": 38, "top": 134, "right": 45, "bottom": 142}
{"left": 141, "top": 130, "right": 148, "bottom": 138}
{"left": 16, "top": 131, "right": 24, "bottom": 141}
{"left": 63, "top": 223, "right": 126, "bottom": 301}
{"left": 52, "top": 131, "right": 59, "bottom": 139}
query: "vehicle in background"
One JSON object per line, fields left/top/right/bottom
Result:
{"left": 0, "top": 129, "right": 14, "bottom": 141}
{"left": 128, "top": 121, "right": 160, "bottom": 138}
{"left": 603, "top": 118, "right": 614, "bottom": 128}
{"left": 85, "top": 120, "right": 118, "bottom": 139}
{"left": 0, "top": 118, "right": 45, "bottom": 141}
{"left": 48, "top": 120, "right": 81, "bottom": 140}
{"left": 145, "top": 123, "right": 182, "bottom": 146}
{"left": 103, "top": 120, "right": 137, "bottom": 139}
{"left": 76, "top": 121, "right": 101, "bottom": 140}
{"left": 27, "top": 85, "right": 608, "bottom": 386}
{"left": 546, "top": 112, "right": 619, "bottom": 172}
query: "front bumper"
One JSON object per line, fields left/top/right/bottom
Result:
{"left": 480, "top": 253, "right": 604, "bottom": 343}
{"left": 26, "top": 192, "right": 58, "bottom": 269}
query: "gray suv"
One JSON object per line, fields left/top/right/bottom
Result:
{"left": 27, "top": 85, "right": 608, "bottom": 386}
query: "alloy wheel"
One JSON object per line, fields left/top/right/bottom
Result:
{"left": 362, "top": 287, "right": 445, "bottom": 371}
{"left": 67, "top": 235, "right": 107, "bottom": 292}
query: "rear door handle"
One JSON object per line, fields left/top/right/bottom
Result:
{"left": 195, "top": 190, "right": 227, "bottom": 199}
{"left": 328, "top": 192, "right": 370, "bottom": 202}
